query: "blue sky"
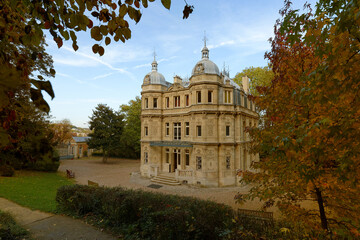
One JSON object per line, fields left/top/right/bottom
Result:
{"left": 44, "top": 0, "right": 313, "bottom": 127}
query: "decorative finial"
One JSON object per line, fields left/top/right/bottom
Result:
{"left": 203, "top": 31, "right": 207, "bottom": 47}
{"left": 201, "top": 31, "right": 209, "bottom": 59}
{"left": 153, "top": 48, "right": 157, "bottom": 61}
{"left": 151, "top": 49, "right": 158, "bottom": 71}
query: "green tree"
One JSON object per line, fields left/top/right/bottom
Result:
{"left": 233, "top": 65, "right": 273, "bottom": 96}
{"left": 88, "top": 104, "right": 124, "bottom": 163}
{"left": 239, "top": 0, "right": 360, "bottom": 237}
{"left": 119, "top": 96, "right": 141, "bottom": 159}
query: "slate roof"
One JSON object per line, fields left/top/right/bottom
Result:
{"left": 72, "top": 137, "right": 91, "bottom": 143}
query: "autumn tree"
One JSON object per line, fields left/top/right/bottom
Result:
{"left": 50, "top": 119, "right": 73, "bottom": 145}
{"left": 238, "top": 0, "right": 360, "bottom": 238}
{"left": 233, "top": 65, "right": 274, "bottom": 96}
{"left": 88, "top": 104, "right": 124, "bottom": 163}
{"left": 1, "top": 0, "right": 193, "bottom": 148}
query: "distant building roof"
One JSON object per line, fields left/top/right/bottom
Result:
{"left": 72, "top": 137, "right": 91, "bottom": 143}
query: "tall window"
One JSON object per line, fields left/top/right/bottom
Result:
{"left": 185, "top": 122, "right": 190, "bottom": 136}
{"left": 174, "top": 122, "right": 181, "bottom": 140}
{"left": 175, "top": 149, "right": 181, "bottom": 165}
{"left": 226, "top": 125, "right": 230, "bottom": 136}
{"left": 185, "top": 95, "right": 189, "bottom": 106}
{"left": 224, "top": 90, "right": 231, "bottom": 103}
{"left": 185, "top": 150, "right": 190, "bottom": 166}
{"left": 250, "top": 101, "right": 253, "bottom": 110}
{"left": 144, "top": 152, "right": 148, "bottom": 163}
{"left": 208, "top": 91, "right": 213, "bottom": 103}
{"left": 165, "top": 149, "right": 170, "bottom": 163}
{"left": 196, "top": 156, "right": 202, "bottom": 170}
{"left": 226, "top": 156, "right": 231, "bottom": 169}
{"left": 153, "top": 98, "right": 158, "bottom": 108}
{"left": 244, "top": 96, "right": 248, "bottom": 108}
{"left": 166, "top": 97, "right": 169, "bottom": 108}
{"left": 243, "top": 121, "right": 246, "bottom": 139}
{"left": 197, "top": 125, "right": 202, "bottom": 137}
{"left": 165, "top": 123, "right": 170, "bottom": 136}
{"left": 197, "top": 91, "right": 201, "bottom": 103}
{"left": 145, "top": 126, "right": 148, "bottom": 136}
{"left": 145, "top": 98, "right": 148, "bottom": 108}
{"left": 243, "top": 149, "right": 247, "bottom": 170}
{"left": 174, "top": 96, "right": 180, "bottom": 107}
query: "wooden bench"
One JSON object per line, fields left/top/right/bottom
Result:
{"left": 88, "top": 180, "right": 99, "bottom": 187}
{"left": 66, "top": 169, "right": 75, "bottom": 178}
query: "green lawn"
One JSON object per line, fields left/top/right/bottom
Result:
{"left": 0, "top": 171, "right": 73, "bottom": 212}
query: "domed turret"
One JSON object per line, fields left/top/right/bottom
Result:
{"left": 191, "top": 35, "right": 220, "bottom": 76}
{"left": 143, "top": 53, "right": 170, "bottom": 87}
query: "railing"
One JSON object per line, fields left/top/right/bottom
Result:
{"left": 176, "top": 169, "right": 194, "bottom": 177}
{"left": 59, "top": 155, "right": 74, "bottom": 160}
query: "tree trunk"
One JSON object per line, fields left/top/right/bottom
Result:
{"left": 102, "top": 151, "right": 108, "bottom": 163}
{"left": 315, "top": 187, "right": 328, "bottom": 230}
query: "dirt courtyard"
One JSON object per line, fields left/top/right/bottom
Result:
{"left": 59, "top": 157, "right": 279, "bottom": 216}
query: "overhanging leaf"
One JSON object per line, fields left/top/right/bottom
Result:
{"left": 161, "top": 0, "right": 170, "bottom": 10}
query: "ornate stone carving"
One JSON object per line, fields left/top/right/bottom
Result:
{"left": 194, "top": 63, "right": 204, "bottom": 74}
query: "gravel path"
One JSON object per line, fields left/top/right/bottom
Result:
{"left": 59, "top": 157, "right": 280, "bottom": 217}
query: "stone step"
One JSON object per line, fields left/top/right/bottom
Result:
{"left": 154, "top": 175, "right": 177, "bottom": 181}
{"left": 151, "top": 175, "right": 180, "bottom": 186}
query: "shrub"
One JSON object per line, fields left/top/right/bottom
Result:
{"left": 27, "top": 153, "right": 60, "bottom": 172}
{"left": 0, "top": 211, "right": 30, "bottom": 239}
{"left": 0, "top": 165, "right": 15, "bottom": 177}
{"left": 56, "top": 185, "right": 234, "bottom": 240}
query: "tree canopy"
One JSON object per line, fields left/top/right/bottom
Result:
{"left": 233, "top": 65, "right": 274, "bottom": 96}
{"left": 238, "top": 0, "right": 360, "bottom": 238}
{"left": 1, "top": 0, "right": 193, "bottom": 148}
{"left": 118, "top": 96, "right": 141, "bottom": 158}
{"left": 88, "top": 104, "right": 124, "bottom": 163}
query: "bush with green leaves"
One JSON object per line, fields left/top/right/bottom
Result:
{"left": 56, "top": 185, "right": 234, "bottom": 240}
{"left": 0, "top": 211, "right": 30, "bottom": 240}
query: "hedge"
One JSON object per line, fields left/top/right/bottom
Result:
{"left": 56, "top": 185, "right": 235, "bottom": 240}
{"left": 0, "top": 211, "right": 30, "bottom": 240}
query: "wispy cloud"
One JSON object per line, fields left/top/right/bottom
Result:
{"left": 208, "top": 40, "right": 235, "bottom": 50}
{"left": 56, "top": 46, "right": 139, "bottom": 82}
{"left": 134, "top": 63, "right": 150, "bottom": 69}
{"left": 133, "top": 56, "right": 177, "bottom": 69}
{"left": 92, "top": 72, "right": 114, "bottom": 80}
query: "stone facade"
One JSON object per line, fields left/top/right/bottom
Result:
{"left": 140, "top": 45, "right": 259, "bottom": 187}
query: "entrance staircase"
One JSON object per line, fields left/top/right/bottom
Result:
{"left": 151, "top": 174, "right": 181, "bottom": 186}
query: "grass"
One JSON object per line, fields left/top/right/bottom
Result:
{"left": 0, "top": 170, "right": 73, "bottom": 212}
{"left": 0, "top": 210, "right": 31, "bottom": 239}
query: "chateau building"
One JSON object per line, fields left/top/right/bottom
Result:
{"left": 140, "top": 42, "right": 259, "bottom": 187}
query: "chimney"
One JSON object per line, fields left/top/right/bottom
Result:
{"left": 242, "top": 76, "right": 249, "bottom": 94}
{"left": 173, "top": 75, "right": 182, "bottom": 84}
